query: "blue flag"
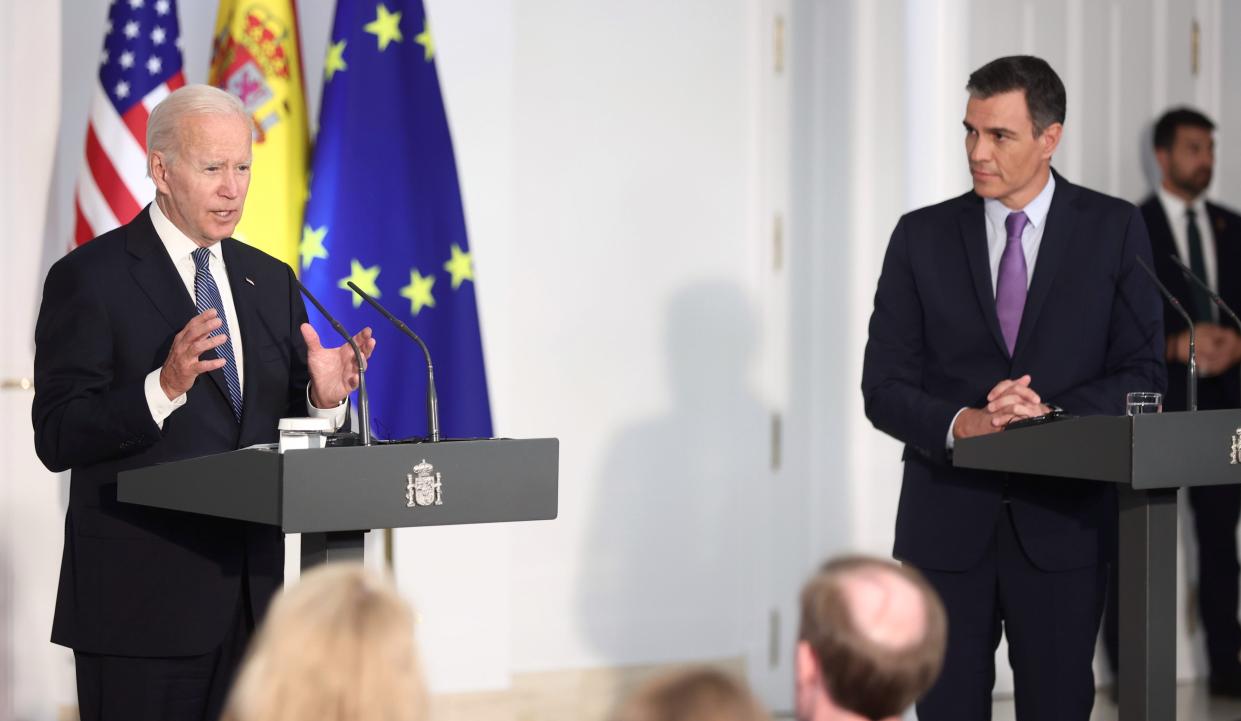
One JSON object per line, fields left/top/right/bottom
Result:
{"left": 302, "top": 0, "right": 491, "bottom": 440}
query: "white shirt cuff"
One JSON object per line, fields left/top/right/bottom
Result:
{"left": 946, "top": 407, "right": 967, "bottom": 450}
{"left": 145, "top": 368, "right": 187, "bottom": 429}
{"left": 306, "top": 384, "right": 349, "bottom": 431}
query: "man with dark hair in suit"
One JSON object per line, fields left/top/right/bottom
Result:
{"left": 862, "top": 55, "right": 1164, "bottom": 720}
{"left": 33, "top": 84, "right": 375, "bottom": 721}
{"left": 1103, "top": 106, "right": 1241, "bottom": 697}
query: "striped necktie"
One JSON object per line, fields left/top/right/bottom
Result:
{"left": 192, "top": 247, "right": 242, "bottom": 421}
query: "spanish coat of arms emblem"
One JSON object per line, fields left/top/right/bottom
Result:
{"left": 406, "top": 459, "right": 443, "bottom": 507}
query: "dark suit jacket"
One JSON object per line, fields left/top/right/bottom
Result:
{"left": 861, "top": 171, "right": 1165, "bottom": 573}
{"left": 33, "top": 206, "right": 313, "bottom": 657}
{"left": 1142, "top": 194, "right": 1241, "bottom": 412}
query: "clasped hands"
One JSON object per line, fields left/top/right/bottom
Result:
{"left": 159, "top": 309, "right": 377, "bottom": 409}
{"left": 1169, "top": 323, "right": 1241, "bottom": 378}
{"left": 952, "top": 374, "right": 1051, "bottom": 441}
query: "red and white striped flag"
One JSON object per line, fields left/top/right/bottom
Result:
{"left": 74, "top": 0, "right": 186, "bottom": 246}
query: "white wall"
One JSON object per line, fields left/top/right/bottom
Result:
{"left": 0, "top": 2, "right": 76, "bottom": 719}
{"left": 6, "top": 0, "right": 1241, "bottom": 718}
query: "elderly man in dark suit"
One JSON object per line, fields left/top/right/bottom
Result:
{"left": 33, "top": 84, "right": 375, "bottom": 721}
{"left": 1103, "top": 107, "right": 1241, "bottom": 697}
{"left": 861, "top": 56, "right": 1164, "bottom": 721}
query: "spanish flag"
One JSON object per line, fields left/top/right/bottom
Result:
{"left": 208, "top": 0, "right": 309, "bottom": 271}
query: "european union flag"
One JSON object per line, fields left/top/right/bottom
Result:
{"left": 302, "top": 0, "right": 491, "bottom": 440}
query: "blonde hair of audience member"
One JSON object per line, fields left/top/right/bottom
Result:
{"left": 795, "top": 556, "right": 947, "bottom": 721}
{"left": 611, "top": 667, "right": 771, "bottom": 721}
{"left": 221, "top": 563, "right": 426, "bottom": 721}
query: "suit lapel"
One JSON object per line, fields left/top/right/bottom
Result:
{"left": 127, "top": 207, "right": 197, "bottom": 334}
{"left": 127, "top": 207, "right": 234, "bottom": 416}
{"left": 958, "top": 198, "right": 1010, "bottom": 358}
{"left": 1145, "top": 198, "right": 1193, "bottom": 307}
{"left": 1208, "top": 203, "right": 1241, "bottom": 312}
{"left": 1013, "top": 171, "right": 1075, "bottom": 361}
{"left": 1146, "top": 197, "right": 1176, "bottom": 258}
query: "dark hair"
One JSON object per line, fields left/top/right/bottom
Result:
{"left": 798, "top": 556, "right": 947, "bottom": 721}
{"left": 1153, "top": 107, "right": 1215, "bottom": 150}
{"left": 966, "top": 55, "right": 1066, "bottom": 136}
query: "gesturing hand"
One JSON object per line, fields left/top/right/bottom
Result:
{"left": 159, "top": 309, "right": 228, "bottom": 400}
{"left": 301, "top": 323, "right": 377, "bottom": 409}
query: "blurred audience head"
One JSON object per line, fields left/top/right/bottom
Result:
{"left": 611, "top": 666, "right": 770, "bottom": 721}
{"left": 796, "top": 555, "right": 946, "bottom": 721}
{"left": 221, "top": 563, "right": 425, "bottom": 721}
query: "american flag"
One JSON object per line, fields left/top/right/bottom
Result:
{"left": 74, "top": 0, "right": 185, "bottom": 246}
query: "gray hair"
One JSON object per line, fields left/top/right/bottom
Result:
{"left": 146, "top": 84, "right": 252, "bottom": 170}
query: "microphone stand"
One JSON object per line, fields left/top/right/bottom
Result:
{"left": 294, "top": 277, "right": 372, "bottom": 446}
{"left": 1169, "top": 253, "right": 1241, "bottom": 406}
{"left": 1137, "top": 255, "right": 1196, "bottom": 411}
{"left": 347, "top": 281, "right": 440, "bottom": 442}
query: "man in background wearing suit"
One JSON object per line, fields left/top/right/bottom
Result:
{"left": 862, "top": 56, "right": 1164, "bottom": 720}
{"left": 1103, "top": 107, "right": 1241, "bottom": 697}
{"left": 33, "top": 85, "right": 375, "bottom": 721}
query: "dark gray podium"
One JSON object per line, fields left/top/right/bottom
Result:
{"left": 956, "top": 409, "right": 1241, "bottom": 721}
{"left": 117, "top": 438, "right": 558, "bottom": 569}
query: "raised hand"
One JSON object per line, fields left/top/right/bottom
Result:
{"left": 159, "top": 309, "right": 228, "bottom": 400}
{"left": 301, "top": 323, "right": 377, "bottom": 409}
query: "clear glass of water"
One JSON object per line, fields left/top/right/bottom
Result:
{"left": 1125, "top": 391, "right": 1163, "bottom": 415}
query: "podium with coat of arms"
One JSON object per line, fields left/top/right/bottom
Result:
{"left": 117, "top": 438, "right": 558, "bottom": 569}
{"left": 955, "top": 409, "right": 1241, "bottom": 721}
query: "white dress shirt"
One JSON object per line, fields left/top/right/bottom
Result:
{"left": 143, "top": 201, "right": 347, "bottom": 431}
{"left": 947, "top": 173, "right": 1057, "bottom": 448}
{"left": 1156, "top": 184, "right": 1218, "bottom": 307}
{"left": 983, "top": 172, "right": 1056, "bottom": 294}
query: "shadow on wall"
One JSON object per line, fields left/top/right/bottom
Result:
{"left": 574, "top": 280, "right": 768, "bottom": 667}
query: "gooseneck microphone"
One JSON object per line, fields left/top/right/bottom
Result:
{"left": 1136, "top": 255, "right": 1197, "bottom": 411}
{"left": 1168, "top": 253, "right": 1241, "bottom": 328}
{"left": 346, "top": 281, "right": 440, "bottom": 443}
{"left": 293, "top": 276, "right": 372, "bottom": 446}
{"left": 1169, "top": 253, "right": 1241, "bottom": 405}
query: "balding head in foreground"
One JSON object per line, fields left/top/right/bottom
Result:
{"left": 795, "top": 556, "right": 947, "bottom": 721}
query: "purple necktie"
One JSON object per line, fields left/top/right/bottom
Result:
{"left": 995, "top": 211, "right": 1029, "bottom": 355}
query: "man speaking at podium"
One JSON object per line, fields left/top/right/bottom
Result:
{"left": 32, "top": 85, "right": 375, "bottom": 721}
{"left": 862, "top": 57, "right": 1164, "bottom": 720}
